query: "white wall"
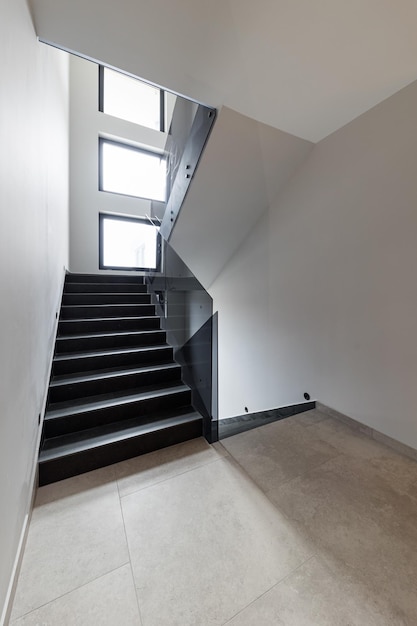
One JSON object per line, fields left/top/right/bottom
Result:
{"left": 211, "top": 79, "right": 417, "bottom": 451}
{"left": 0, "top": 0, "right": 69, "bottom": 620}
{"left": 69, "top": 56, "right": 171, "bottom": 273}
{"left": 171, "top": 107, "right": 312, "bottom": 288}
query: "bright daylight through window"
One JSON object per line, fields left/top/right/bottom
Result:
{"left": 100, "top": 66, "right": 164, "bottom": 131}
{"left": 99, "top": 139, "right": 166, "bottom": 202}
{"left": 99, "top": 214, "right": 160, "bottom": 271}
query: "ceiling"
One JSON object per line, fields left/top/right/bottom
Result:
{"left": 31, "top": 0, "right": 417, "bottom": 142}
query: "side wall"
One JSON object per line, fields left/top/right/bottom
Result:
{"left": 0, "top": 0, "right": 69, "bottom": 619}
{"left": 211, "top": 79, "right": 417, "bottom": 450}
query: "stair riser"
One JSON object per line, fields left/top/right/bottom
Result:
{"left": 58, "top": 317, "right": 160, "bottom": 335}
{"left": 66, "top": 274, "right": 144, "bottom": 284}
{"left": 52, "top": 347, "right": 174, "bottom": 376}
{"left": 62, "top": 293, "right": 151, "bottom": 305}
{"left": 48, "top": 367, "right": 182, "bottom": 404}
{"left": 44, "top": 389, "right": 192, "bottom": 438}
{"left": 39, "top": 418, "right": 202, "bottom": 486}
{"left": 55, "top": 332, "right": 166, "bottom": 354}
{"left": 65, "top": 283, "right": 148, "bottom": 294}
{"left": 60, "top": 305, "right": 155, "bottom": 319}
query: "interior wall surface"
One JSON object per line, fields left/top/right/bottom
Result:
{"left": 0, "top": 0, "right": 69, "bottom": 618}
{"left": 170, "top": 107, "right": 313, "bottom": 288}
{"left": 211, "top": 79, "right": 417, "bottom": 451}
{"left": 69, "top": 55, "right": 172, "bottom": 274}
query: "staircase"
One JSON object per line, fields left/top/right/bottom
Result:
{"left": 38, "top": 273, "right": 203, "bottom": 486}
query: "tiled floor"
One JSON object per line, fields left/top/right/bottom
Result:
{"left": 9, "top": 409, "right": 417, "bottom": 625}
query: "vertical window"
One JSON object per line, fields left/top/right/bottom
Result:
{"left": 99, "top": 139, "right": 166, "bottom": 202}
{"left": 99, "top": 66, "right": 164, "bottom": 132}
{"left": 99, "top": 214, "right": 161, "bottom": 271}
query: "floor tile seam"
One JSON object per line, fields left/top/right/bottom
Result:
{"left": 117, "top": 455, "right": 225, "bottom": 501}
{"left": 119, "top": 488, "right": 145, "bottom": 625}
{"left": 221, "top": 553, "right": 318, "bottom": 625}
{"left": 10, "top": 561, "right": 131, "bottom": 623}
{"left": 127, "top": 561, "right": 144, "bottom": 626}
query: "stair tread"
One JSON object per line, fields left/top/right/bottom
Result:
{"left": 50, "top": 362, "right": 179, "bottom": 387}
{"left": 59, "top": 316, "right": 157, "bottom": 323}
{"left": 64, "top": 291, "right": 149, "bottom": 295}
{"left": 56, "top": 329, "right": 164, "bottom": 341}
{"left": 61, "top": 304, "right": 152, "bottom": 308}
{"left": 66, "top": 274, "right": 143, "bottom": 282}
{"left": 45, "top": 383, "right": 189, "bottom": 419}
{"left": 39, "top": 409, "right": 201, "bottom": 462}
{"left": 53, "top": 344, "right": 170, "bottom": 362}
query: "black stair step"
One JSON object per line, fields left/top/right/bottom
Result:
{"left": 58, "top": 316, "right": 160, "bottom": 335}
{"left": 66, "top": 273, "right": 144, "bottom": 284}
{"left": 60, "top": 304, "right": 155, "bottom": 319}
{"left": 44, "top": 383, "right": 192, "bottom": 437}
{"left": 52, "top": 345, "right": 174, "bottom": 376}
{"left": 64, "top": 282, "right": 148, "bottom": 294}
{"left": 62, "top": 293, "right": 151, "bottom": 306}
{"left": 48, "top": 363, "right": 182, "bottom": 403}
{"left": 55, "top": 330, "right": 167, "bottom": 354}
{"left": 38, "top": 409, "right": 203, "bottom": 485}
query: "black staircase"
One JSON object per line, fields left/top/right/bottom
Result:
{"left": 38, "top": 273, "right": 203, "bottom": 486}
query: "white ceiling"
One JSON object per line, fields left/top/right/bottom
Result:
{"left": 31, "top": 0, "right": 417, "bottom": 141}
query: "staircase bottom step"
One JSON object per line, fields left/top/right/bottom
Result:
{"left": 38, "top": 411, "right": 202, "bottom": 486}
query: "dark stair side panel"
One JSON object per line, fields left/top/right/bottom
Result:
{"left": 39, "top": 272, "right": 204, "bottom": 485}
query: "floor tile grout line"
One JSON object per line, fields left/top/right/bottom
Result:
{"left": 9, "top": 561, "right": 131, "bottom": 623}
{"left": 221, "top": 553, "right": 318, "bottom": 625}
{"left": 117, "top": 480, "right": 144, "bottom": 626}
{"left": 117, "top": 454, "right": 226, "bottom": 501}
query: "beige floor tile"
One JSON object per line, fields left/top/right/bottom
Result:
{"left": 115, "top": 437, "right": 226, "bottom": 498}
{"left": 226, "top": 555, "right": 405, "bottom": 626}
{"left": 10, "top": 564, "right": 141, "bottom": 626}
{"left": 221, "top": 418, "right": 339, "bottom": 493}
{"left": 121, "top": 457, "right": 313, "bottom": 626}
{"left": 11, "top": 467, "right": 130, "bottom": 620}
{"left": 268, "top": 452, "right": 417, "bottom": 623}
{"left": 11, "top": 565, "right": 141, "bottom": 626}
{"left": 304, "top": 415, "right": 395, "bottom": 459}
{"left": 290, "top": 408, "right": 330, "bottom": 428}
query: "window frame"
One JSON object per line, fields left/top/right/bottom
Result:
{"left": 98, "top": 65, "right": 165, "bottom": 133}
{"left": 98, "top": 137, "right": 167, "bottom": 202}
{"left": 99, "top": 212, "right": 162, "bottom": 272}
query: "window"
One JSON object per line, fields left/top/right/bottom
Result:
{"left": 99, "top": 214, "right": 161, "bottom": 271}
{"left": 99, "top": 66, "right": 164, "bottom": 132}
{"left": 99, "top": 139, "right": 167, "bottom": 202}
